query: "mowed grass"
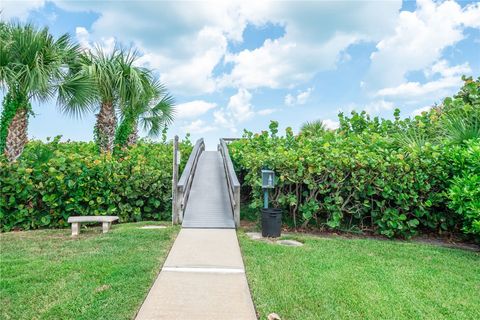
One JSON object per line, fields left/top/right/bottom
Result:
{"left": 0, "top": 222, "right": 178, "bottom": 320}
{"left": 239, "top": 232, "right": 480, "bottom": 320}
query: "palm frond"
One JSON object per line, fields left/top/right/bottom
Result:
{"left": 140, "top": 93, "right": 175, "bottom": 137}
{"left": 57, "top": 73, "right": 96, "bottom": 118}
{"left": 1, "top": 22, "right": 96, "bottom": 114}
{"left": 443, "top": 109, "right": 480, "bottom": 144}
{"left": 300, "top": 120, "right": 326, "bottom": 137}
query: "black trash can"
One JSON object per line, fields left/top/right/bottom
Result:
{"left": 261, "top": 208, "right": 282, "bottom": 237}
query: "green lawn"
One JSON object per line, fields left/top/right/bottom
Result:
{"left": 1, "top": 222, "right": 178, "bottom": 320}
{"left": 239, "top": 232, "right": 480, "bottom": 320}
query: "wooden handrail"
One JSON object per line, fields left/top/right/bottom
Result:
{"left": 173, "top": 138, "right": 205, "bottom": 224}
{"left": 218, "top": 139, "right": 241, "bottom": 227}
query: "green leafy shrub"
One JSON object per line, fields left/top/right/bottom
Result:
{"left": 229, "top": 78, "right": 479, "bottom": 239}
{"left": 0, "top": 137, "right": 192, "bottom": 231}
{"left": 447, "top": 139, "right": 480, "bottom": 237}
{"left": 230, "top": 116, "right": 452, "bottom": 238}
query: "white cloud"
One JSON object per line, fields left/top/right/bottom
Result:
{"left": 377, "top": 78, "right": 460, "bottom": 100}
{"left": 181, "top": 120, "right": 216, "bottom": 134}
{"left": 74, "top": 26, "right": 116, "bottom": 54}
{"left": 258, "top": 108, "right": 276, "bottom": 116}
{"left": 226, "top": 88, "right": 254, "bottom": 122}
{"left": 284, "top": 94, "right": 295, "bottom": 106}
{"left": 175, "top": 100, "right": 217, "bottom": 119}
{"left": 213, "top": 109, "right": 237, "bottom": 133}
{"left": 411, "top": 106, "right": 432, "bottom": 117}
{"left": 50, "top": 0, "right": 401, "bottom": 94}
{"left": 219, "top": 1, "right": 401, "bottom": 90}
{"left": 342, "top": 100, "right": 395, "bottom": 114}
{"left": 323, "top": 119, "right": 340, "bottom": 130}
{"left": 75, "top": 27, "right": 91, "bottom": 50}
{"left": 377, "top": 60, "right": 471, "bottom": 101}
{"left": 426, "top": 60, "right": 471, "bottom": 78}
{"left": 364, "top": 100, "right": 395, "bottom": 113}
{"left": 221, "top": 33, "right": 364, "bottom": 90}
{"left": 297, "top": 87, "right": 313, "bottom": 105}
{"left": 285, "top": 87, "right": 313, "bottom": 106}
{"left": 1, "top": 0, "right": 45, "bottom": 20}
{"left": 213, "top": 88, "right": 255, "bottom": 132}
{"left": 368, "top": 0, "right": 480, "bottom": 89}
{"left": 137, "top": 27, "right": 227, "bottom": 95}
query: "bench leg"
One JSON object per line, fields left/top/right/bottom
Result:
{"left": 102, "top": 222, "right": 111, "bottom": 233}
{"left": 71, "top": 222, "right": 80, "bottom": 236}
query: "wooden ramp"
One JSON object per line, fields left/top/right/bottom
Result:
{"left": 182, "top": 151, "right": 235, "bottom": 229}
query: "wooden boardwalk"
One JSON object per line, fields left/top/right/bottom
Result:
{"left": 182, "top": 151, "right": 235, "bottom": 229}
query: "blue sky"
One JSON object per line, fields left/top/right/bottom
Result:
{"left": 1, "top": 0, "right": 480, "bottom": 149}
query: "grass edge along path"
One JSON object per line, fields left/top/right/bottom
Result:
{"left": 238, "top": 231, "right": 480, "bottom": 320}
{"left": 0, "top": 222, "right": 179, "bottom": 320}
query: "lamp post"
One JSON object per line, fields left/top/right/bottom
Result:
{"left": 261, "top": 169, "right": 275, "bottom": 208}
{"left": 260, "top": 169, "right": 281, "bottom": 237}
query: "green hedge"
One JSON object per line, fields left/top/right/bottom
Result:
{"left": 0, "top": 137, "right": 192, "bottom": 231}
{"left": 230, "top": 121, "right": 453, "bottom": 238}
{"left": 447, "top": 140, "right": 480, "bottom": 237}
{"left": 229, "top": 78, "right": 479, "bottom": 239}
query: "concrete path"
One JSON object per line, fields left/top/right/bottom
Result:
{"left": 135, "top": 229, "right": 257, "bottom": 320}
{"left": 182, "top": 151, "right": 235, "bottom": 229}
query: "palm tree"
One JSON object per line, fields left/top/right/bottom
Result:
{"left": 442, "top": 109, "right": 480, "bottom": 144}
{"left": 441, "top": 77, "right": 480, "bottom": 144}
{"left": 114, "top": 79, "right": 175, "bottom": 151}
{"left": 299, "top": 120, "right": 326, "bottom": 137}
{"left": 80, "top": 48, "right": 154, "bottom": 153}
{"left": 0, "top": 22, "right": 94, "bottom": 161}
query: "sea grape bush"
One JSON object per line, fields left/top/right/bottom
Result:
{"left": 230, "top": 120, "right": 451, "bottom": 238}
{"left": 0, "top": 137, "right": 192, "bottom": 231}
{"left": 229, "top": 77, "right": 479, "bottom": 239}
{"left": 447, "top": 140, "right": 480, "bottom": 237}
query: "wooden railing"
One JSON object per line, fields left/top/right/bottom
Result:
{"left": 172, "top": 138, "right": 205, "bottom": 224}
{"left": 218, "top": 139, "right": 241, "bottom": 227}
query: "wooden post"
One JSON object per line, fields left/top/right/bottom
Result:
{"left": 172, "top": 135, "right": 179, "bottom": 224}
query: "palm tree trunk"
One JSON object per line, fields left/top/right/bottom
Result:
{"left": 4, "top": 107, "right": 28, "bottom": 162}
{"left": 94, "top": 102, "right": 116, "bottom": 153}
{"left": 127, "top": 120, "right": 138, "bottom": 146}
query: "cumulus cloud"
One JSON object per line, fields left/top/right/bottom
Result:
{"left": 323, "top": 119, "right": 340, "bottom": 130}
{"left": 137, "top": 27, "right": 227, "bottom": 95}
{"left": 1, "top": 0, "right": 45, "bottom": 20}
{"left": 175, "top": 100, "right": 217, "bottom": 119}
{"left": 343, "top": 100, "right": 395, "bottom": 115}
{"left": 411, "top": 106, "right": 432, "bottom": 117}
{"left": 213, "top": 109, "right": 237, "bottom": 133}
{"left": 376, "top": 60, "right": 471, "bottom": 101}
{"left": 181, "top": 120, "right": 216, "bottom": 134}
{"left": 219, "top": 1, "right": 401, "bottom": 90}
{"left": 49, "top": 0, "right": 402, "bottom": 94}
{"left": 226, "top": 88, "right": 254, "bottom": 121}
{"left": 214, "top": 88, "right": 255, "bottom": 132}
{"left": 74, "top": 26, "right": 116, "bottom": 54}
{"left": 75, "top": 27, "right": 91, "bottom": 50}
{"left": 258, "top": 108, "right": 276, "bottom": 116}
{"left": 368, "top": 0, "right": 480, "bottom": 89}
{"left": 285, "top": 88, "right": 313, "bottom": 106}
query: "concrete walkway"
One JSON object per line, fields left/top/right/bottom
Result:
{"left": 135, "top": 229, "right": 257, "bottom": 319}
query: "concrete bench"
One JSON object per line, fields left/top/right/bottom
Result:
{"left": 67, "top": 216, "right": 119, "bottom": 236}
